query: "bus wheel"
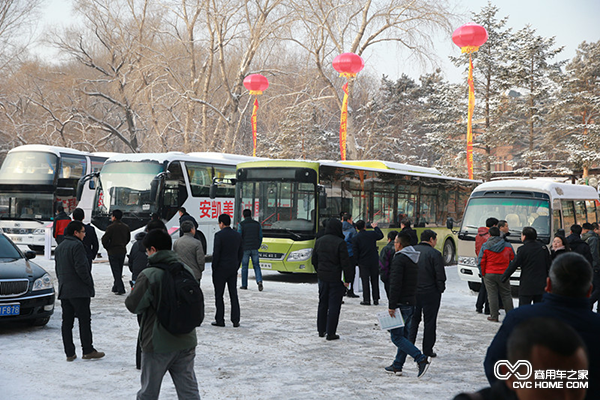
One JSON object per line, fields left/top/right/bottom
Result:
{"left": 468, "top": 281, "right": 481, "bottom": 292}
{"left": 442, "top": 239, "right": 455, "bottom": 266}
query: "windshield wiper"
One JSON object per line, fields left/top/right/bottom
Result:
{"left": 285, "top": 228, "right": 302, "bottom": 240}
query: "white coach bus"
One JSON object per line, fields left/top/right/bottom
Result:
{"left": 0, "top": 145, "right": 111, "bottom": 250}
{"left": 456, "top": 179, "right": 600, "bottom": 290}
{"left": 83, "top": 152, "right": 261, "bottom": 256}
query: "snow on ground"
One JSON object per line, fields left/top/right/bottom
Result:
{"left": 0, "top": 255, "right": 503, "bottom": 400}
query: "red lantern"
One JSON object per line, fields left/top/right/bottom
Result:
{"left": 452, "top": 23, "right": 488, "bottom": 53}
{"left": 243, "top": 74, "right": 269, "bottom": 95}
{"left": 332, "top": 53, "right": 364, "bottom": 78}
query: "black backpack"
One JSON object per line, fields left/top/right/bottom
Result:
{"left": 154, "top": 262, "right": 204, "bottom": 334}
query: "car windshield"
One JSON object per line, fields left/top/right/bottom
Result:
{"left": 461, "top": 197, "right": 551, "bottom": 237}
{"left": 0, "top": 234, "right": 22, "bottom": 260}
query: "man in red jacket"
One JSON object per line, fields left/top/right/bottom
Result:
{"left": 475, "top": 217, "right": 499, "bottom": 314}
{"left": 480, "top": 227, "right": 514, "bottom": 322}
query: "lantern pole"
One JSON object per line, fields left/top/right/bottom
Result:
{"left": 452, "top": 24, "right": 488, "bottom": 179}
{"left": 332, "top": 53, "right": 364, "bottom": 161}
{"left": 243, "top": 74, "right": 269, "bottom": 157}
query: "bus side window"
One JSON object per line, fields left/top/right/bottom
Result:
{"left": 561, "top": 200, "right": 575, "bottom": 229}
{"left": 574, "top": 200, "right": 587, "bottom": 224}
{"left": 586, "top": 200, "right": 597, "bottom": 223}
{"left": 553, "top": 209, "right": 562, "bottom": 234}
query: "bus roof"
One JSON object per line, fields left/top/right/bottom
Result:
{"left": 237, "top": 158, "right": 478, "bottom": 183}
{"left": 104, "top": 152, "right": 257, "bottom": 166}
{"left": 472, "top": 179, "right": 599, "bottom": 200}
{"left": 8, "top": 144, "right": 92, "bottom": 157}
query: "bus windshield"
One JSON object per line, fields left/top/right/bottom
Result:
{"left": 0, "top": 193, "right": 54, "bottom": 220}
{"left": 238, "top": 180, "right": 316, "bottom": 234}
{"left": 461, "top": 197, "right": 551, "bottom": 237}
{"left": 97, "top": 161, "right": 164, "bottom": 215}
{"left": 0, "top": 152, "right": 58, "bottom": 184}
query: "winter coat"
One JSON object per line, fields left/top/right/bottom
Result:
{"left": 55, "top": 235, "right": 94, "bottom": 299}
{"left": 101, "top": 219, "right": 131, "bottom": 256}
{"left": 178, "top": 213, "right": 198, "bottom": 235}
{"left": 378, "top": 241, "right": 395, "bottom": 282}
{"left": 388, "top": 246, "right": 420, "bottom": 308}
{"left": 212, "top": 226, "right": 243, "bottom": 278}
{"left": 128, "top": 231, "right": 148, "bottom": 282}
{"left": 173, "top": 232, "right": 205, "bottom": 281}
{"left": 400, "top": 226, "right": 418, "bottom": 246}
{"left": 551, "top": 248, "right": 569, "bottom": 260}
{"left": 567, "top": 234, "right": 594, "bottom": 267}
{"left": 502, "top": 239, "right": 551, "bottom": 296}
{"left": 582, "top": 230, "right": 600, "bottom": 269}
{"left": 238, "top": 217, "right": 263, "bottom": 251}
{"left": 413, "top": 242, "right": 447, "bottom": 294}
{"left": 352, "top": 226, "right": 384, "bottom": 268}
{"left": 52, "top": 211, "right": 71, "bottom": 239}
{"left": 82, "top": 223, "right": 99, "bottom": 263}
{"left": 475, "top": 227, "right": 490, "bottom": 258}
{"left": 125, "top": 250, "right": 197, "bottom": 354}
{"left": 484, "top": 293, "right": 600, "bottom": 400}
{"left": 479, "top": 236, "right": 514, "bottom": 276}
{"left": 342, "top": 221, "right": 357, "bottom": 257}
{"left": 312, "top": 219, "right": 352, "bottom": 283}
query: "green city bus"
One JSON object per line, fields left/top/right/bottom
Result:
{"left": 233, "top": 159, "right": 478, "bottom": 273}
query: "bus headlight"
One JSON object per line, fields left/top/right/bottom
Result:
{"left": 33, "top": 228, "right": 46, "bottom": 235}
{"left": 287, "top": 248, "right": 313, "bottom": 262}
{"left": 458, "top": 256, "right": 477, "bottom": 267}
{"left": 33, "top": 273, "right": 54, "bottom": 291}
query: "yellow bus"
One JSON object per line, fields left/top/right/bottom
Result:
{"left": 232, "top": 159, "right": 478, "bottom": 273}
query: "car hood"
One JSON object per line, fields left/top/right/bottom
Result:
{"left": 0, "top": 258, "right": 47, "bottom": 280}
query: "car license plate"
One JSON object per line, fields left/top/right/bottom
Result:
{"left": 259, "top": 263, "right": 272, "bottom": 269}
{"left": 9, "top": 236, "right": 21, "bottom": 242}
{"left": 0, "top": 303, "right": 20, "bottom": 316}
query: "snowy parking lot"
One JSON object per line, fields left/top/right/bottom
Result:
{"left": 0, "top": 256, "right": 501, "bottom": 400}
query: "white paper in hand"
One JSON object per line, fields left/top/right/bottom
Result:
{"left": 377, "top": 308, "right": 404, "bottom": 330}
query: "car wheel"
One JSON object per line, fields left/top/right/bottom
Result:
{"left": 468, "top": 281, "right": 481, "bottom": 292}
{"left": 442, "top": 239, "right": 455, "bottom": 265}
{"left": 31, "top": 317, "right": 50, "bottom": 327}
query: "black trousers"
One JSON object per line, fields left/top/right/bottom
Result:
{"left": 475, "top": 278, "right": 490, "bottom": 313}
{"left": 317, "top": 280, "right": 346, "bottom": 335}
{"left": 61, "top": 297, "right": 94, "bottom": 356}
{"left": 109, "top": 254, "right": 126, "bottom": 294}
{"left": 518, "top": 294, "right": 543, "bottom": 307}
{"left": 359, "top": 264, "right": 380, "bottom": 303}
{"left": 346, "top": 255, "right": 357, "bottom": 292}
{"left": 213, "top": 270, "right": 240, "bottom": 325}
{"left": 409, "top": 292, "right": 442, "bottom": 356}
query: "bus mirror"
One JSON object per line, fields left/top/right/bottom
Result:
{"left": 76, "top": 179, "right": 84, "bottom": 201}
{"left": 209, "top": 183, "right": 217, "bottom": 199}
{"left": 446, "top": 217, "right": 454, "bottom": 230}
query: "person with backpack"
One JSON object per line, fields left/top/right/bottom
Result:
{"left": 125, "top": 228, "right": 202, "bottom": 400}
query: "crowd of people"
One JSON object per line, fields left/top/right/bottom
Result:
{"left": 51, "top": 202, "right": 600, "bottom": 399}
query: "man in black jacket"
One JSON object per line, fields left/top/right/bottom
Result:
{"left": 352, "top": 220, "right": 384, "bottom": 305}
{"left": 72, "top": 208, "right": 99, "bottom": 268}
{"left": 312, "top": 218, "right": 353, "bottom": 340}
{"left": 567, "top": 224, "right": 593, "bottom": 266}
{"left": 400, "top": 218, "right": 418, "bottom": 246}
{"left": 386, "top": 232, "right": 430, "bottom": 378}
{"left": 238, "top": 209, "right": 263, "bottom": 291}
{"left": 502, "top": 227, "right": 551, "bottom": 306}
{"left": 409, "top": 229, "right": 446, "bottom": 358}
{"left": 101, "top": 209, "right": 131, "bottom": 295}
{"left": 55, "top": 221, "right": 104, "bottom": 361}
{"left": 211, "top": 213, "right": 243, "bottom": 327}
